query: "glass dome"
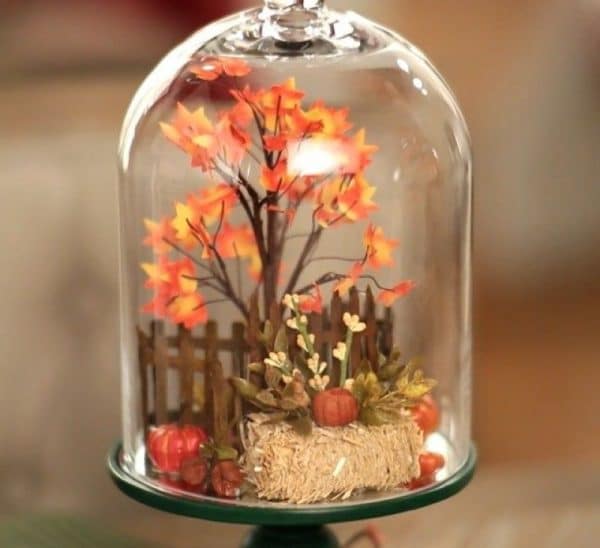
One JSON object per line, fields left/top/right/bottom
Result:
{"left": 117, "top": 0, "right": 472, "bottom": 506}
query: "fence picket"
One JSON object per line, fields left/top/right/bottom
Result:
{"left": 382, "top": 307, "right": 393, "bottom": 356}
{"left": 151, "top": 320, "right": 169, "bottom": 425}
{"left": 349, "top": 287, "right": 361, "bottom": 377}
{"left": 246, "top": 292, "right": 263, "bottom": 387}
{"left": 136, "top": 326, "right": 151, "bottom": 433}
{"left": 177, "top": 325, "right": 195, "bottom": 425}
{"left": 329, "top": 291, "right": 343, "bottom": 386}
{"left": 365, "top": 286, "right": 378, "bottom": 371}
{"left": 138, "top": 290, "right": 393, "bottom": 432}
{"left": 231, "top": 322, "right": 245, "bottom": 429}
{"left": 203, "top": 321, "right": 218, "bottom": 432}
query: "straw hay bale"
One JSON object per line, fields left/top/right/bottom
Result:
{"left": 242, "top": 414, "right": 423, "bottom": 504}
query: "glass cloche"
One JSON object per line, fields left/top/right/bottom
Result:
{"left": 117, "top": 0, "right": 472, "bottom": 506}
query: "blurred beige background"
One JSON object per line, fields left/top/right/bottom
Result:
{"left": 1, "top": 0, "right": 599, "bottom": 546}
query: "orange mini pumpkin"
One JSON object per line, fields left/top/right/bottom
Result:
{"left": 411, "top": 395, "right": 440, "bottom": 436}
{"left": 312, "top": 388, "right": 359, "bottom": 427}
{"left": 147, "top": 423, "right": 208, "bottom": 473}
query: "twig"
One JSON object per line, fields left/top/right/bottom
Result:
{"left": 184, "top": 220, "right": 249, "bottom": 318}
{"left": 233, "top": 241, "right": 242, "bottom": 298}
{"left": 161, "top": 238, "right": 213, "bottom": 275}
{"left": 305, "top": 255, "right": 363, "bottom": 265}
{"left": 295, "top": 271, "right": 397, "bottom": 295}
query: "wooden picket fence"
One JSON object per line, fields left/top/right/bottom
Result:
{"left": 137, "top": 286, "right": 393, "bottom": 434}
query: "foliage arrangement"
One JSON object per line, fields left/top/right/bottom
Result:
{"left": 140, "top": 56, "right": 415, "bottom": 328}
{"left": 231, "top": 293, "right": 436, "bottom": 433}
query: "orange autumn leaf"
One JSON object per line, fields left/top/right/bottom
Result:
{"left": 261, "top": 161, "right": 315, "bottom": 202}
{"left": 141, "top": 257, "right": 197, "bottom": 295}
{"left": 260, "top": 161, "right": 289, "bottom": 192}
{"left": 187, "top": 183, "right": 237, "bottom": 226}
{"left": 220, "top": 57, "right": 251, "bottom": 77}
{"left": 290, "top": 101, "right": 352, "bottom": 138}
{"left": 298, "top": 284, "right": 323, "bottom": 314}
{"left": 215, "top": 222, "right": 262, "bottom": 280}
{"left": 160, "top": 103, "right": 217, "bottom": 170}
{"left": 247, "top": 252, "right": 263, "bottom": 281}
{"left": 189, "top": 57, "right": 250, "bottom": 80}
{"left": 258, "top": 78, "right": 305, "bottom": 132}
{"left": 226, "top": 99, "right": 254, "bottom": 128}
{"left": 263, "top": 134, "right": 288, "bottom": 152}
{"left": 170, "top": 202, "right": 214, "bottom": 257}
{"left": 189, "top": 59, "right": 222, "bottom": 80}
{"left": 140, "top": 261, "right": 171, "bottom": 290}
{"left": 171, "top": 202, "right": 200, "bottom": 249}
{"left": 338, "top": 129, "right": 378, "bottom": 173}
{"left": 143, "top": 218, "right": 177, "bottom": 253}
{"left": 168, "top": 292, "right": 208, "bottom": 328}
{"left": 214, "top": 114, "right": 251, "bottom": 166}
{"left": 377, "top": 281, "right": 416, "bottom": 306}
{"left": 334, "top": 262, "right": 364, "bottom": 296}
{"left": 260, "top": 78, "right": 304, "bottom": 111}
{"left": 215, "top": 222, "right": 253, "bottom": 258}
{"left": 140, "top": 257, "right": 207, "bottom": 327}
{"left": 316, "top": 174, "right": 377, "bottom": 226}
{"left": 363, "top": 223, "right": 398, "bottom": 269}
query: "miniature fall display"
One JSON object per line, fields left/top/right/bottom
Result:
{"left": 116, "top": 0, "right": 474, "bottom": 515}
{"left": 128, "top": 57, "right": 450, "bottom": 504}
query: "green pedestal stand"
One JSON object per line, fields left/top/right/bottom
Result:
{"left": 108, "top": 443, "right": 476, "bottom": 547}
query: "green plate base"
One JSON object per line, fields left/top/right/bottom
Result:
{"left": 108, "top": 442, "right": 476, "bottom": 547}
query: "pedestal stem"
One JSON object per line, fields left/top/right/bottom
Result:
{"left": 242, "top": 525, "right": 339, "bottom": 548}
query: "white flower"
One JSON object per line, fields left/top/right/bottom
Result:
{"left": 286, "top": 314, "right": 308, "bottom": 330}
{"left": 307, "top": 353, "right": 319, "bottom": 372}
{"left": 286, "top": 318, "right": 299, "bottom": 330}
{"left": 264, "top": 351, "right": 287, "bottom": 369}
{"left": 296, "top": 333, "right": 308, "bottom": 351}
{"left": 343, "top": 312, "right": 366, "bottom": 333}
{"left": 343, "top": 378, "right": 355, "bottom": 391}
{"left": 307, "top": 353, "right": 327, "bottom": 375}
{"left": 283, "top": 293, "right": 299, "bottom": 309}
{"left": 333, "top": 342, "right": 347, "bottom": 361}
{"left": 308, "top": 374, "right": 330, "bottom": 391}
{"left": 282, "top": 373, "right": 293, "bottom": 384}
{"left": 297, "top": 333, "right": 316, "bottom": 352}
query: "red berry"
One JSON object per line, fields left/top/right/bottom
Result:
{"left": 180, "top": 456, "right": 208, "bottom": 488}
{"left": 147, "top": 424, "right": 208, "bottom": 473}
{"left": 403, "top": 452, "right": 445, "bottom": 491}
{"left": 419, "top": 451, "right": 445, "bottom": 476}
{"left": 211, "top": 460, "right": 244, "bottom": 498}
{"left": 312, "top": 388, "right": 359, "bottom": 427}
{"left": 411, "top": 395, "right": 440, "bottom": 436}
{"left": 406, "top": 474, "right": 435, "bottom": 490}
